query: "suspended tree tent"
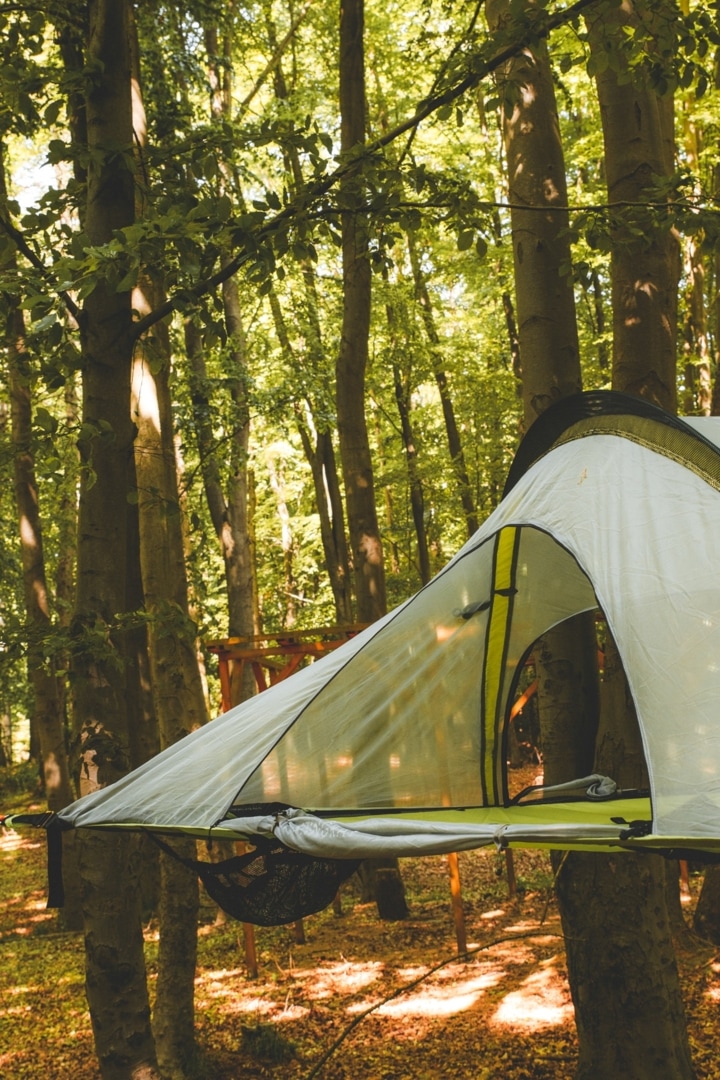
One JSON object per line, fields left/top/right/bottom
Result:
{"left": 10, "top": 391, "right": 720, "bottom": 923}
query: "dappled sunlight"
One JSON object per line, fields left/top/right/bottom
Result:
{"left": 4, "top": 982, "right": 43, "bottom": 996}
{"left": 200, "top": 966, "right": 247, "bottom": 981}
{"left": 198, "top": 991, "right": 277, "bottom": 1016}
{"left": 375, "top": 968, "right": 504, "bottom": 1018}
{"left": 292, "top": 959, "right": 384, "bottom": 998}
{"left": 1, "top": 827, "right": 43, "bottom": 853}
{"left": 492, "top": 961, "right": 573, "bottom": 1030}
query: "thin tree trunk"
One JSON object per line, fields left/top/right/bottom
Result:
{"left": 714, "top": 164, "right": 720, "bottom": 416}
{"left": 590, "top": 268, "right": 609, "bottom": 369}
{"left": 385, "top": 296, "right": 431, "bottom": 584}
{"left": 268, "top": 288, "right": 354, "bottom": 624}
{"left": 681, "top": 114, "right": 710, "bottom": 413}
{"left": 191, "top": 28, "right": 257, "bottom": 705}
{"left": 501, "top": 290, "right": 522, "bottom": 392}
{"left": 267, "top": 451, "right": 298, "bottom": 628}
{"left": 73, "top": 2, "right": 158, "bottom": 1075}
{"left": 6, "top": 289, "right": 83, "bottom": 931}
{"left": 393, "top": 361, "right": 431, "bottom": 584}
{"left": 5, "top": 254, "right": 74, "bottom": 818}
{"left": 407, "top": 232, "right": 478, "bottom": 537}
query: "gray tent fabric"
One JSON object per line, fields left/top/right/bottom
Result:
{"left": 12, "top": 391, "right": 720, "bottom": 866}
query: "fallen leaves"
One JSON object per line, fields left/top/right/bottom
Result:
{"left": 1, "top": 797, "right": 719, "bottom": 1080}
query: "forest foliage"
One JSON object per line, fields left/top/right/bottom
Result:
{"left": 2, "top": 0, "right": 720, "bottom": 1076}
{"left": 0, "top": 0, "right": 718, "bottom": 731}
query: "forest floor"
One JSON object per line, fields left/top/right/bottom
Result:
{"left": 2, "top": 775, "right": 720, "bottom": 1080}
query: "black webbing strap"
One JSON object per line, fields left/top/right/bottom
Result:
{"left": 6, "top": 812, "right": 70, "bottom": 908}
{"left": 46, "top": 816, "right": 66, "bottom": 908}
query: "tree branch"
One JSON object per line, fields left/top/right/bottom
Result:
{"left": 303, "top": 930, "right": 562, "bottom": 1080}
{"left": 131, "top": 0, "right": 604, "bottom": 340}
{"left": 238, "top": 0, "right": 313, "bottom": 113}
{"left": 0, "top": 213, "right": 82, "bottom": 324}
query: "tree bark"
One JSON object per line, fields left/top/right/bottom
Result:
{"left": 555, "top": 644, "right": 694, "bottom": 1079}
{"left": 586, "top": 2, "right": 680, "bottom": 412}
{"left": 488, "top": 5, "right": 691, "bottom": 1075}
{"left": 392, "top": 357, "right": 431, "bottom": 584}
{"left": 73, "top": 1, "right": 159, "bottom": 1075}
{"left": 488, "top": 0, "right": 582, "bottom": 424}
{"left": 3, "top": 197, "right": 74, "bottom": 819}
{"left": 693, "top": 866, "right": 720, "bottom": 944}
{"left": 555, "top": 852, "right": 695, "bottom": 1079}
{"left": 130, "top": 26, "right": 205, "bottom": 1071}
{"left": 486, "top": 0, "right": 599, "bottom": 802}
{"left": 336, "top": 0, "right": 406, "bottom": 919}
{"left": 336, "top": 0, "right": 386, "bottom": 623}
{"left": 555, "top": 9, "right": 692, "bottom": 1072}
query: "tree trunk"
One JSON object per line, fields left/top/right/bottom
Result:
{"left": 130, "top": 30, "right": 205, "bottom": 1071}
{"left": 486, "top": 0, "right": 599, "bottom": 799}
{"left": 407, "top": 232, "right": 478, "bottom": 537}
{"left": 556, "top": 11, "right": 692, "bottom": 1073}
{"left": 714, "top": 164, "right": 720, "bottom": 415}
{"left": 693, "top": 866, "right": 720, "bottom": 944}
{"left": 265, "top": 33, "right": 354, "bottom": 623}
{"left": 6, "top": 293, "right": 83, "bottom": 931}
{"left": 587, "top": 3, "right": 680, "bottom": 412}
{"left": 487, "top": 0, "right": 582, "bottom": 423}
{"left": 336, "top": 0, "right": 386, "bottom": 624}
{"left": 488, "top": 5, "right": 691, "bottom": 1075}
{"left": 189, "top": 28, "right": 257, "bottom": 706}
{"left": 336, "top": 0, "right": 405, "bottom": 919}
{"left": 555, "top": 643, "right": 694, "bottom": 1079}
{"left": 392, "top": 359, "right": 431, "bottom": 584}
{"left": 267, "top": 289, "right": 354, "bottom": 624}
{"left": 4, "top": 233, "right": 74, "bottom": 819}
{"left": 555, "top": 852, "right": 695, "bottom": 1079}
{"left": 385, "top": 293, "right": 431, "bottom": 585}
{"left": 73, "top": 1, "right": 159, "bottom": 1075}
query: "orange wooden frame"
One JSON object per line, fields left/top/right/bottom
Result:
{"left": 206, "top": 624, "right": 369, "bottom": 712}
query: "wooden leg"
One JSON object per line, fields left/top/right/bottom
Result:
{"left": 505, "top": 849, "right": 517, "bottom": 898}
{"left": 447, "top": 851, "right": 467, "bottom": 956}
{"left": 293, "top": 919, "right": 306, "bottom": 944}
{"left": 243, "top": 922, "right": 258, "bottom": 977}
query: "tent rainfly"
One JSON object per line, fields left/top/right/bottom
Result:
{"left": 9, "top": 390, "right": 720, "bottom": 924}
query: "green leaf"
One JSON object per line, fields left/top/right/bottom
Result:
{"left": 457, "top": 230, "right": 474, "bottom": 252}
{"left": 116, "top": 266, "right": 138, "bottom": 292}
{"left": 30, "top": 312, "right": 58, "bottom": 334}
{"left": 44, "top": 100, "right": 64, "bottom": 125}
{"left": 35, "top": 407, "right": 58, "bottom": 435}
